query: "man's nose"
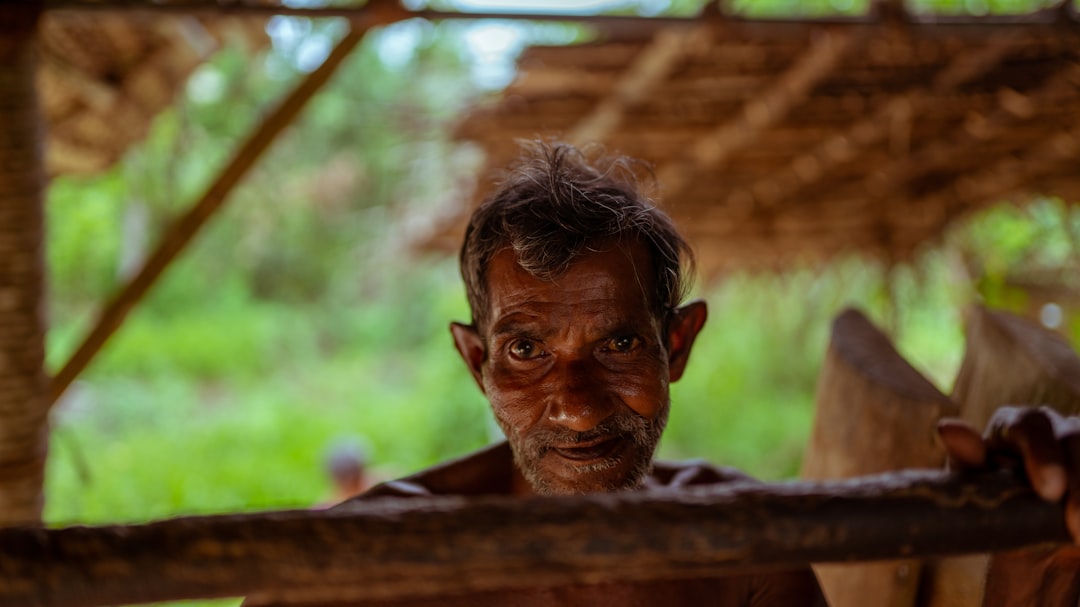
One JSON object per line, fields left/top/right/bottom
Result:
{"left": 545, "top": 357, "right": 615, "bottom": 433}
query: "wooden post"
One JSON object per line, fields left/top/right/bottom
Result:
{"left": 0, "top": 1, "right": 48, "bottom": 526}
{"left": 802, "top": 308, "right": 958, "bottom": 607}
{"left": 952, "top": 306, "right": 1080, "bottom": 429}
{"left": 920, "top": 305, "right": 1080, "bottom": 607}
{"left": 0, "top": 470, "right": 1069, "bottom": 607}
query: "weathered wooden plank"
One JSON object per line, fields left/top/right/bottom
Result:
{"left": 803, "top": 309, "right": 958, "bottom": 607}
{"left": 0, "top": 469, "right": 1070, "bottom": 607}
{"left": 921, "top": 306, "right": 1080, "bottom": 607}
{"left": 954, "top": 306, "right": 1080, "bottom": 429}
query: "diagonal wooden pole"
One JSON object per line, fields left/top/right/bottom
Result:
{"left": 49, "top": 6, "right": 408, "bottom": 405}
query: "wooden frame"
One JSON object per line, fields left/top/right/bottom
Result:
{"left": 0, "top": 469, "right": 1070, "bottom": 607}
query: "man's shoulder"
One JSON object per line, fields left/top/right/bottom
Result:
{"left": 647, "top": 458, "right": 757, "bottom": 490}
{"left": 344, "top": 447, "right": 755, "bottom": 504}
{"left": 341, "top": 442, "right": 515, "bottom": 502}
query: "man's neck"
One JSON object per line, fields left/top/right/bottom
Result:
{"left": 510, "top": 462, "right": 535, "bottom": 496}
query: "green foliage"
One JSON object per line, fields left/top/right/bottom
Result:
{"left": 47, "top": 172, "right": 126, "bottom": 306}
{"left": 46, "top": 244, "right": 971, "bottom": 526}
{"left": 958, "top": 197, "right": 1080, "bottom": 340}
{"left": 907, "top": 0, "right": 1058, "bottom": 14}
{"left": 662, "top": 254, "right": 967, "bottom": 478}
{"left": 45, "top": 259, "right": 491, "bottom": 528}
{"left": 729, "top": 0, "right": 871, "bottom": 16}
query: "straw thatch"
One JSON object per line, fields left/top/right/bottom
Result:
{"left": 38, "top": 11, "right": 265, "bottom": 177}
{"left": 36, "top": 3, "right": 1080, "bottom": 275}
{"left": 432, "top": 11, "right": 1080, "bottom": 276}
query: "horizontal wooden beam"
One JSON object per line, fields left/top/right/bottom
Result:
{"left": 41, "top": 1, "right": 1080, "bottom": 29}
{"left": 0, "top": 469, "right": 1069, "bottom": 607}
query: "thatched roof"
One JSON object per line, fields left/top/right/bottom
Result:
{"left": 36, "top": 2, "right": 1080, "bottom": 275}
{"left": 434, "top": 11, "right": 1080, "bottom": 275}
{"left": 39, "top": 12, "right": 265, "bottom": 176}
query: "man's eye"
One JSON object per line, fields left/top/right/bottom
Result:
{"left": 605, "top": 335, "right": 641, "bottom": 353}
{"left": 508, "top": 339, "right": 544, "bottom": 360}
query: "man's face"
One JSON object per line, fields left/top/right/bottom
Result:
{"left": 454, "top": 242, "right": 690, "bottom": 495}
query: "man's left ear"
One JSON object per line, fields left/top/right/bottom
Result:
{"left": 666, "top": 299, "right": 708, "bottom": 382}
{"left": 450, "top": 321, "right": 487, "bottom": 394}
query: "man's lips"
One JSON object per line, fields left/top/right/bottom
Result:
{"left": 550, "top": 436, "right": 624, "bottom": 462}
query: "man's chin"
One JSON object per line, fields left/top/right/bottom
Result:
{"left": 525, "top": 445, "right": 651, "bottom": 496}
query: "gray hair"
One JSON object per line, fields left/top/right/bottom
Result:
{"left": 460, "top": 140, "right": 694, "bottom": 332}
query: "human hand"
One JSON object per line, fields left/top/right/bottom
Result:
{"left": 937, "top": 405, "right": 1080, "bottom": 541}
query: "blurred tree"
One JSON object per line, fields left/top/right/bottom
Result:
{"left": 954, "top": 197, "right": 1080, "bottom": 340}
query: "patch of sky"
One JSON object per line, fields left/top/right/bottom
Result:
{"left": 636, "top": 0, "right": 676, "bottom": 16}
{"left": 266, "top": 15, "right": 347, "bottom": 74}
{"left": 446, "top": 0, "right": 646, "bottom": 14}
{"left": 283, "top": 0, "right": 331, "bottom": 7}
{"left": 266, "top": 0, "right": 640, "bottom": 91}
{"left": 374, "top": 19, "right": 434, "bottom": 72}
{"left": 415, "top": 0, "right": 695, "bottom": 15}
{"left": 451, "top": 18, "right": 584, "bottom": 90}
{"left": 458, "top": 21, "right": 530, "bottom": 89}
{"left": 187, "top": 65, "right": 226, "bottom": 104}
{"left": 266, "top": 15, "right": 312, "bottom": 54}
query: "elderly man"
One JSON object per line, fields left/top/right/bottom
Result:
{"left": 338, "top": 141, "right": 1078, "bottom": 606}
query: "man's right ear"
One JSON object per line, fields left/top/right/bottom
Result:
{"left": 450, "top": 322, "right": 486, "bottom": 394}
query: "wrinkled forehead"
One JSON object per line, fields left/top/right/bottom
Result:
{"left": 483, "top": 241, "right": 658, "bottom": 323}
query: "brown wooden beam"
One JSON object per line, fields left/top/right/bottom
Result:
{"left": 39, "top": 0, "right": 1080, "bottom": 37}
{"left": 803, "top": 309, "right": 958, "bottom": 607}
{"left": 43, "top": 1, "right": 714, "bottom": 25}
{"left": 47, "top": 14, "right": 406, "bottom": 405}
{"left": 0, "top": 470, "right": 1070, "bottom": 607}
